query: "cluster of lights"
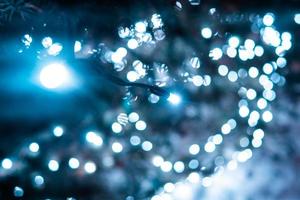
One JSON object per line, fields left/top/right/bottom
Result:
{"left": 105, "top": 15, "right": 166, "bottom": 84}
{"left": 151, "top": 11, "right": 292, "bottom": 199}
{"left": 111, "top": 112, "right": 148, "bottom": 134}
{"left": 119, "top": 13, "right": 165, "bottom": 50}
{"left": 3, "top": 9, "right": 296, "bottom": 200}
{"left": 22, "top": 35, "right": 79, "bottom": 90}
{"left": 125, "top": 60, "right": 148, "bottom": 82}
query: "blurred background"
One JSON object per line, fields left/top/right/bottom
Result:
{"left": 0, "top": 0, "right": 300, "bottom": 199}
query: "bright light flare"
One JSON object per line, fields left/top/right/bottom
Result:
{"left": 39, "top": 63, "right": 72, "bottom": 89}
{"left": 167, "top": 93, "right": 181, "bottom": 105}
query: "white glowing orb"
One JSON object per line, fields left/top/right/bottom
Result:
{"left": 213, "top": 134, "right": 223, "bottom": 145}
{"left": 135, "top": 21, "right": 147, "bottom": 32}
{"left": 203, "top": 75, "right": 211, "bottom": 86}
{"left": 34, "top": 175, "right": 44, "bottom": 186}
{"left": 252, "top": 138, "right": 262, "bottom": 148}
{"left": 240, "top": 137, "right": 249, "bottom": 147}
{"left": 149, "top": 94, "right": 160, "bottom": 103}
{"left": 250, "top": 111, "right": 260, "bottom": 122}
{"left": 142, "top": 141, "right": 153, "bottom": 151}
{"left": 127, "top": 71, "right": 139, "bottom": 82}
{"left": 39, "top": 63, "right": 71, "bottom": 89}
{"left": 112, "top": 142, "right": 123, "bottom": 153}
{"left": 262, "top": 110, "right": 273, "bottom": 122}
{"left": 228, "top": 71, "right": 238, "bottom": 82}
{"left": 152, "top": 155, "right": 164, "bottom": 167}
{"left": 277, "top": 57, "right": 287, "bottom": 68}
{"left": 246, "top": 88, "right": 257, "bottom": 100}
{"left": 130, "top": 135, "right": 141, "bottom": 146}
{"left": 188, "top": 159, "right": 199, "bottom": 169}
{"left": 167, "top": 93, "right": 181, "bottom": 105}
{"left": 226, "top": 47, "right": 237, "bottom": 58}
{"left": 254, "top": 46, "right": 264, "bottom": 57}
{"left": 263, "top": 63, "right": 273, "bottom": 74}
{"left": 135, "top": 120, "right": 147, "bottom": 131}
{"left": 253, "top": 129, "right": 265, "bottom": 140}
{"left": 263, "top": 89, "right": 276, "bottom": 101}
{"left": 228, "top": 36, "right": 240, "bottom": 48}
{"left": 2, "top": 158, "right": 13, "bottom": 169}
{"left": 257, "top": 98, "right": 267, "bottom": 110}
{"left": 244, "top": 39, "right": 255, "bottom": 50}
{"left": 201, "top": 27, "right": 212, "bottom": 39}
{"left": 189, "top": 144, "right": 200, "bottom": 155}
{"left": 116, "top": 47, "right": 127, "bottom": 58}
{"left": 190, "top": 57, "right": 201, "bottom": 68}
{"left": 29, "top": 142, "right": 39, "bottom": 153}
{"left": 69, "top": 158, "right": 80, "bottom": 169}
{"left": 127, "top": 39, "right": 139, "bottom": 49}
{"left": 218, "top": 65, "right": 228, "bottom": 76}
{"left": 209, "top": 48, "right": 223, "bottom": 60}
{"left": 160, "top": 161, "right": 172, "bottom": 172}
{"left": 192, "top": 75, "right": 203, "bottom": 86}
{"left": 263, "top": 13, "right": 275, "bottom": 26}
{"left": 173, "top": 161, "right": 185, "bottom": 173}
{"left": 204, "top": 142, "right": 216, "bottom": 153}
{"left": 112, "top": 122, "right": 122, "bottom": 133}
{"left": 239, "top": 105, "right": 249, "bottom": 118}
{"left": 294, "top": 13, "right": 300, "bottom": 24}
{"left": 221, "top": 123, "right": 231, "bottom": 134}
{"left": 42, "top": 37, "right": 53, "bottom": 48}
{"left": 248, "top": 67, "right": 259, "bottom": 78}
{"left": 128, "top": 112, "right": 139, "bottom": 122}
{"left": 53, "top": 126, "right": 64, "bottom": 137}
{"left": 48, "top": 160, "right": 59, "bottom": 171}
{"left": 228, "top": 119, "right": 237, "bottom": 129}
{"left": 84, "top": 161, "right": 96, "bottom": 174}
